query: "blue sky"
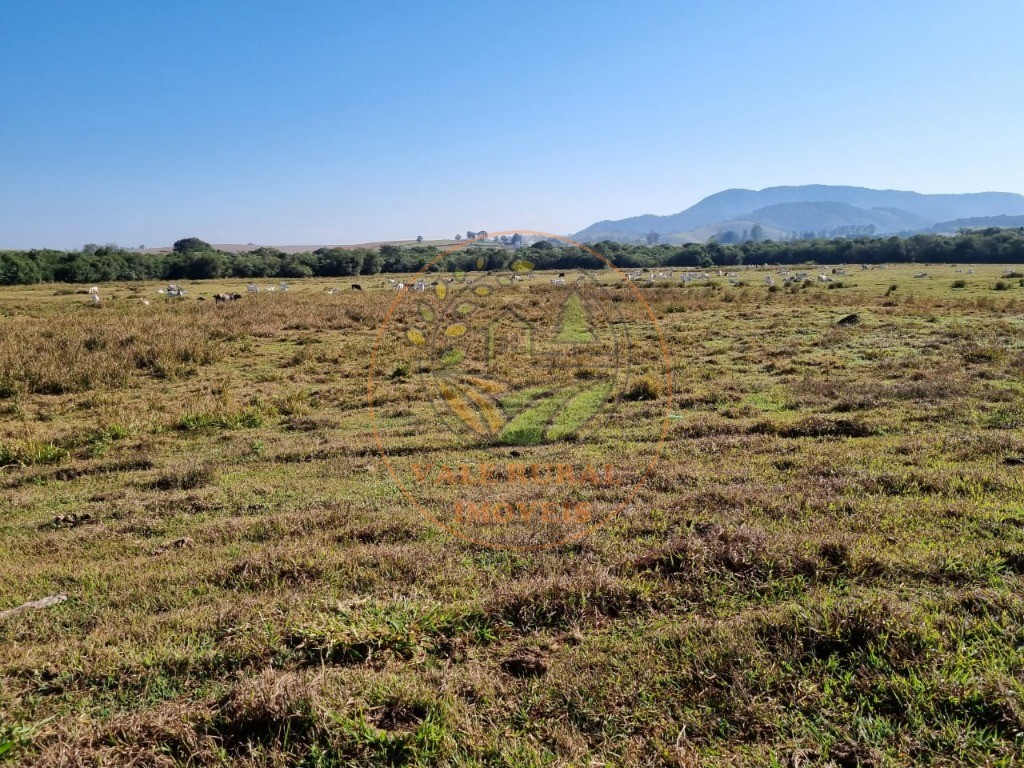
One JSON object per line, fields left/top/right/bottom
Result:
{"left": 1, "top": 0, "right": 1022, "bottom": 249}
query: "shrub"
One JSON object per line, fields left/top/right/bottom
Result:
{"left": 622, "top": 373, "right": 662, "bottom": 401}
{"left": 0, "top": 441, "right": 69, "bottom": 467}
{"left": 177, "top": 406, "right": 265, "bottom": 431}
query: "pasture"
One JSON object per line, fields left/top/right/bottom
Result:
{"left": 1, "top": 265, "right": 1024, "bottom": 766}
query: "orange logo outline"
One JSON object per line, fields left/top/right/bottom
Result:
{"left": 368, "top": 230, "right": 672, "bottom": 551}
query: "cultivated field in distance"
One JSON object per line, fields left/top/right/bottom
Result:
{"left": 2, "top": 265, "right": 1024, "bottom": 766}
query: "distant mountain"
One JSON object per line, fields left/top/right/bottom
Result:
{"left": 915, "top": 215, "right": 1024, "bottom": 235}
{"left": 572, "top": 185, "right": 1024, "bottom": 243}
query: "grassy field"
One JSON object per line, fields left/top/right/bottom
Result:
{"left": 1, "top": 265, "right": 1024, "bottom": 766}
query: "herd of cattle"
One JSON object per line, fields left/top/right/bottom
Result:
{"left": 79, "top": 264, "right": 999, "bottom": 306}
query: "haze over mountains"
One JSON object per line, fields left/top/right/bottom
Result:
{"left": 572, "top": 185, "right": 1024, "bottom": 244}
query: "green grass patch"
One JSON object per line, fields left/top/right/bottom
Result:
{"left": 556, "top": 293, "right": 595, "bottom": 342}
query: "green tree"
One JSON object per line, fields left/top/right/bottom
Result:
{"left": 361, "top": 248, "right": 383, "bottom": 275}
{"left": 172, "top": 237, "right": 212, "bottom": 254}
{"left": 314, "top": 248, "right": 364, "bottom": 276}
{"left": 186, "top": 252, "right": 224, "bottom": 279}
{"left": 0, "top": 253, "right": 42, "bottom": 285}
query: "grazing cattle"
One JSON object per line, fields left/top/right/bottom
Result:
{"left": 551, "top": 278, "right": 565, "bottom": 286}
{"left": 214, "top": 293, "right": 242, "bottom": 303}
{"left": 351, "top": 284, "right": 362, "bottom": 291}
{"left": 90, "top": 294, "right": 100, "bottom": 304}
{"left": 88, "top": 286, "right": 99, "bottom": 295}
{"left": 246, "top": 284, "right": 259, "bottom": 294}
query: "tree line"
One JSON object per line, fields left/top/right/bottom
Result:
{"left": 2, "top": 229, "right": 1024, "bottom": 286}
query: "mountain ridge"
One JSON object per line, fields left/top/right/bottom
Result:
{"left": 572, "top": 185, "right": 1024, "bottom": 243}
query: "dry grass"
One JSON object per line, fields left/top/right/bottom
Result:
{"left": 1, "top": 266, "right": 1024, "bottom": 766}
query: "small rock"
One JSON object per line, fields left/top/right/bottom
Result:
{"left": 836, "top": 313, "right": 860, "bottom": 326}
{"left": 0, "top": 594, "right": 69, "bottom": 620}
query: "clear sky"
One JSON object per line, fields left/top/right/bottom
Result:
{"left": 2, "top": 0, "right": 1022, "bottom": 249}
